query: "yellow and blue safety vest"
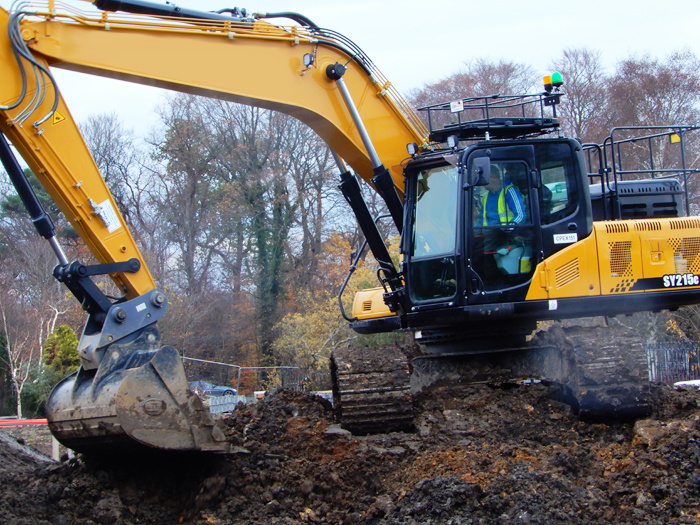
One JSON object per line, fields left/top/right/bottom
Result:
{"left": 480, "top": 184, "right": 526, "bottom": 226}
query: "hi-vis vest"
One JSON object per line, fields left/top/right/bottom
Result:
{"left": 480, "top": 184, "right": 517, "bottom": 226}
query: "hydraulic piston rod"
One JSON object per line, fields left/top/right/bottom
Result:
{"left": 326, "top": 63, "right": 404, "bottom": 233}
{"left": 0, "top": 133, "right": 68, "bottom": 266}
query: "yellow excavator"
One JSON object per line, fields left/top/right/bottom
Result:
{"left": 0, "top": 1, "right": 698, "bottom": 451}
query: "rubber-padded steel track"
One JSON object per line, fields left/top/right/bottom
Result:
{"left": 331, "top": 316, "right": 652, "bottom": 434}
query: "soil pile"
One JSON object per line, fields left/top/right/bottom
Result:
{"left": 3, "top": 382, "right": 700, "bottom": 524}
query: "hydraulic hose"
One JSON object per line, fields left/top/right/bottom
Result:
{"left": 93, "top": 0, "right": 245, "bottom": 21}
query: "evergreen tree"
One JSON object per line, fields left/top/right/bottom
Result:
{"left": 42, "top": 324, "right": 80, "bottom": 376}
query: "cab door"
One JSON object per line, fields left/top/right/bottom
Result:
{"left": 404, "top": 159, "right": 461, "bottom": 307}
{"left": 464, "top": 145, "right": 539, "bottom": 303}
{"left": 533, "top": 140, "right": 592, "bottom": 259}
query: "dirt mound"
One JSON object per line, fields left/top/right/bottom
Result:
{"left": 2, "top": 383, "right": 700, "bottom": 524}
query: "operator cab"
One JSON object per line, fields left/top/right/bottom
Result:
{"left": 349, "top": 87, "right": 700, "bottom": 351}
{"left": 394, "top": 91, "right": 593, "bottom": 345}
{"left": 403, "top": 136, "right": 591, "bottom": 310}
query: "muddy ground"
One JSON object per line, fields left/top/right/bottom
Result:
{"left": 2, "top": 379, "right": 700, "bottom": 525}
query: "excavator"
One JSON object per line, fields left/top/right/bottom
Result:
{"left": 0, "top": 0, "right": 699, "bottom": 452}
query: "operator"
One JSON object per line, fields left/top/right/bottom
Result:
{"left": 475, "top": 165, "right": 529, "bottom": 281}
{"left": 478, "top": 166, "right": 526, "bottom": 227}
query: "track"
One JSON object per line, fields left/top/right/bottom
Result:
{"left": 531, "top": 319, "right": 652, "bottom": 420}
{"left": 332, "top": 316, "right": 652, "bottom": 433}
{"left": 330, "top": 346, "right": 414, "bottom": 434}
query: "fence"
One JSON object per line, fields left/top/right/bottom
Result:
{"left": 181, "top": 356, "right": 303, "bottom": 394}
{"left": 646, "top": 341, "right": 700, "bottom": 383}
{"left": 207, "top": 390, "right": 333, "bottom": 414}
{"left": 208, "top": 395, "right": 251, "bottom": 414}
{"left": 180, "top": 356, "right": 318, "bottom": 414}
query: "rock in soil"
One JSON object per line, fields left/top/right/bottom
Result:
{"left": 2, "top": 382, "right": 700, "bottom": 524}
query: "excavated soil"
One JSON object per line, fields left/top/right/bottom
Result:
{"left": 3, "top": 381, "right": 700, "bottom": 524}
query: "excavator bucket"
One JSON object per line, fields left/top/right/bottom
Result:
{"left": 46, "top": 327, "right": 230, "bottom": 454}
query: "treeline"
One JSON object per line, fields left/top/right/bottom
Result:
{"left": 409, "top": 48, "right": 700, "bottom": 144}
{"left": 1, "top": 47, "right": 699, "bottom": 416}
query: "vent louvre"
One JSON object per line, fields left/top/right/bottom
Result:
{"left": 362, "top": 301, "right": 373, "bottom": 312}
{"left": 605, "top": 223, "right": 630, "bottom": 234}
{"left": 554, "top": 258, "right": 580, "bottom": 288}
{"left": 634, "top": 221, "right": 662, "bottom": 232}
{"left": 671, "top": 218, "right": 700, "bottom": 230}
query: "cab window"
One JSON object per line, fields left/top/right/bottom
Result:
{"left": 411, "top": 165, "right": 459, "bottom": 258}
{"left": 409, "top": 165, "right": 459, "bottom": 303}
{"left": 470, "top": 160, "right": 534, "bottom": 291}
{"left": 537, "top": 143, "right": 578, "bottom": 224}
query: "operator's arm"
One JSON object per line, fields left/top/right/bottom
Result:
{"left": 504, "top": 185, "right": 526, "bottom": 224}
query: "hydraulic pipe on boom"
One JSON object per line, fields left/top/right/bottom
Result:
{"left": 93, "top": 0, "right": 248, "bottom": 21}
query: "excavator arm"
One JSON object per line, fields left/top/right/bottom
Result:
{"left": 0, "top": 1, "right": 428, "bottom": 452}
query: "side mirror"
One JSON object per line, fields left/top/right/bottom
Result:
{"left": 467, "top": 157, "right": 491, "bottom": 187}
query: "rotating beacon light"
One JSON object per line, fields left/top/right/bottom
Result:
{"left": 542, "top": 72, "right": 564, "bottom": 124}
{"left": 543, "top": 74, "right": 553, "bottom": 93}
{"left": 543, "top": 71, "right": 563, "bottom": 93}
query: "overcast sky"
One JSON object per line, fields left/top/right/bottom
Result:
{"left": 2, "top": 0, "right": 699, "bottom": 137}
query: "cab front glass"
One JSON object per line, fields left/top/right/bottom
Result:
{"left": 407, "top": 164, "right": 459, "bottom": 303}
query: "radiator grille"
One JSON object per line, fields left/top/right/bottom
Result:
{"left": 670, "top": 218, "right": 700, "bottom": 230}
{"left": 634, "top": 220, "right": 662, "bottom": 232}
{"left": 669, "top": 237, "right": 700, "bottom": 273}
{"left": 605, "top": 223, "right": 629, "bottom": 234}
{"left": 609, "top": 241, "right": 633, "bottom": 277}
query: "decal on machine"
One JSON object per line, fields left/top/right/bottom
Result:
{"left": 52, "top": 111, "right": 67, "bottom": 125}
{"left": 663, "top": 273, "right": 700, "bottom": 288}
{"left": 610, "top": 273, "right": 700, "bottom": 293}
{"left": 89, "top": 198, "right": 122, "bottom": 233}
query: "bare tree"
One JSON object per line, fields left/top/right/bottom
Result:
{"left": 410, "top": 58, "right": 537, "bottom": 108}
{"left": 274, "top": 118, "right": 345, "bottom": 291}
{"left": 0, "top": 286, "right": 39, "bottom": 418}
{"left": 408, "top": 58, "right": 538, "bottom": 130}
{"left": 550, "top": 48, "right": 608, "bottom": 143}
{"left": 82, "top": 113, "right": 171, "bottom": 284}
{"left": 149, "top": 94, "right": 230, "bottom": 296}
{"left": 203, "top": 101, "right": 295, "bottom": 342}
{"left": 0, "top": 173, "right": 78, "bottom": 351}
{"left": 607, "top": 49, "right": 700, "bottom": 127}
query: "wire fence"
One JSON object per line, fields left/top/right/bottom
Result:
{"left": 646, "top": 341, "right": 700, "bottom": 384}
{"left": 180, "top": 356, "right": 332, "bottom": 414}
{"left": 180, "top": 344, "right": 700, "bottom": 412}
{"left": 181, "top": 357, "right": 305, "bottom": 394}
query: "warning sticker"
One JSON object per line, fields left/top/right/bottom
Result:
{"left": 90, "top": 199, "right": 121, "bottom": 233}
{"left": 52, "top": 112, "right": 67, "bottom": 125}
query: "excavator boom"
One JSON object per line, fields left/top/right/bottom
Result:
{"left": 0, "top": 1, "right": 426, "bottom": 452}
{"left": 1, "top": 1, "right": 427, "bottom": 299}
